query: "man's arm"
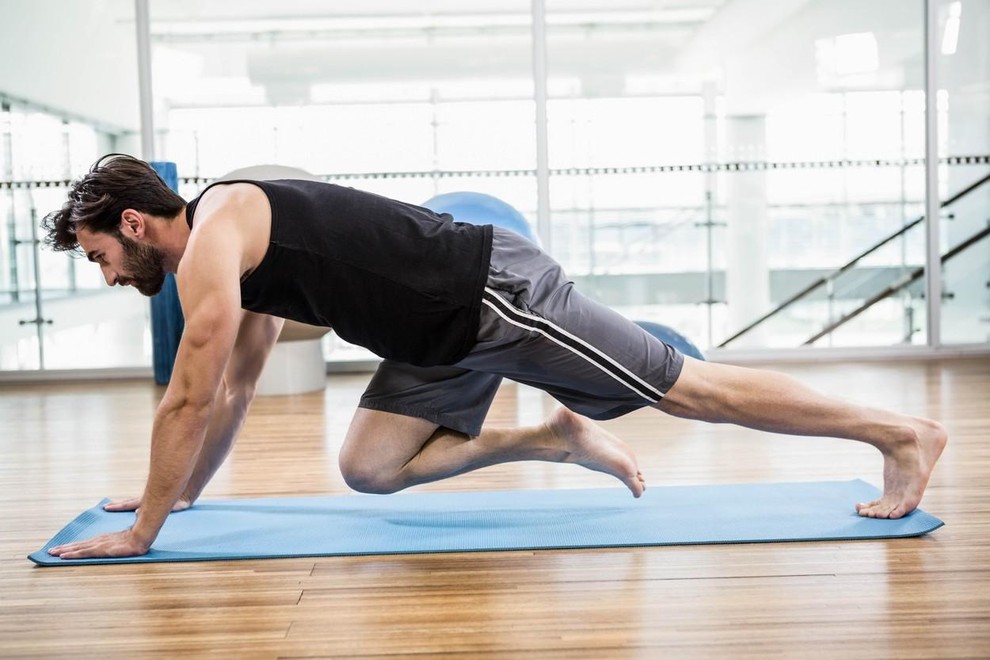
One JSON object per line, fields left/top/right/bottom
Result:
{"left": 103, "top": 311, "right": 284, "bottom": 513}
{"left": 179, "top": 311, "right": 283, "bottom": 505}
{"left": 49, "top": 213, "right": 252, "bottom": 559}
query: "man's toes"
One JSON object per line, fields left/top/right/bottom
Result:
{"left": 625, "top": 475, "right": 645, "bottom": 498}
{"left": 887, "top": 502, "right": 912, "bottom": 519}
{"left": 856, "top": 500, "right": 880, "bottom": 515}
{"left": 861, "top": 500, "right": 900, "bottom": 519}
{"left": 856, "top": 500, "right": 889, "bottom": 518}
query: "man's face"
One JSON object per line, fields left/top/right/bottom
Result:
{"left": 77, "top": 226, "right": 168, "bottom": 297}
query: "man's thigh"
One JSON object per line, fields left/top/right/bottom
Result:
{"left": 340, "top": 407, "right": 440, "bottom": 474}
{"left": 358, "top": 360, "right": 503, "bottom": 438}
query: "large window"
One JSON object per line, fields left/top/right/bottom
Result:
{"left": 0, "top": 101, "right": 145, "bottom": 371}
{"left": 2, "top": 1, "right": 988, "bottom": 374}
{"left": 939, "top": 0, "right": 990, "bottom": 345}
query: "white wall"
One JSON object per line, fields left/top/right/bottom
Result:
{"left": 0, "top": 0, "right": 140, "bottom": 132}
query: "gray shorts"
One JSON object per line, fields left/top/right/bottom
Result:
{"left": 358, "top": 227, "right": 684, "bottom": 436}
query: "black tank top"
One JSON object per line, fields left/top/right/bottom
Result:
{"left": 185, "top": 179, "right": 493, "bottom": 367}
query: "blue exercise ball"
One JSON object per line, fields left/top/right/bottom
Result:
{"left": 423, "top": 192, "right": 540, "bottom": 245}
{"left": 635, "top": 321, "right": 706, "bottom": 361}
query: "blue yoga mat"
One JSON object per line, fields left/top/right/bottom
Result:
{"left": 29, "top": 480, "right": 943, "bottom": 566}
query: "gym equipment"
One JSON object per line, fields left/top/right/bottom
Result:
{"left": 635, "top": 320, "right": 706, "bottom": 360}
{"left": 149, "top": 161, "right": 184, "bottom": 385}
{"left": 31, "top": 480, "right": 942, "bottom": 566}
{"left": 422, "top": 191, "right": 540, "bottom": 244}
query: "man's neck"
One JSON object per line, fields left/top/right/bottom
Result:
{"left": 158, "top": 209, "right": 192, "bottom": 273}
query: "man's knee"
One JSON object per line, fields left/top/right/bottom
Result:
{"left": 338, "top": 445, "right": 404, "bottom": 494}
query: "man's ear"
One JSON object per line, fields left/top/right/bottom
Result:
{"left": 120, "top": 209, "right": 146, "bottom": 239}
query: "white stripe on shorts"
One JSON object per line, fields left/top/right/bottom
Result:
{"left": 481, "top": 287, "right": 665, "bottom": 404}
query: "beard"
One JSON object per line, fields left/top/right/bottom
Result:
{"left": 118, "top": 235, "right": 168, "bottom": 297}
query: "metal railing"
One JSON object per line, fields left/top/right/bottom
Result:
{"left": 803, "top": 222, "right": 990, "bottom": 345}
{"left": 4, "top": 159, "right": 988, "bottom": 368}
{"left": 718, "top": 171, "right": 990, "bottom": 348}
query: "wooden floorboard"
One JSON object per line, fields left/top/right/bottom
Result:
{"left": 1, "top": 357, "right": 988, "bottom": 658}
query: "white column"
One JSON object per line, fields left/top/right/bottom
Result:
{"left": 923, "top": 0, "right": 941, "bottom": 347}
{"left": 702, "top": 82, "right": 720, "bottom": 349}
{"left": 725, "top": 115, "right": 771, "bottom": 348}
{"left": 134, "top": 0, "right": 155, "bottom": 160}
{"left": 531, "top": 0, "right": 552, "bottom": 253}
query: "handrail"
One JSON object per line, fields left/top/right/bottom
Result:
{"left": 802, "top": 223, "right": 990, "bottom": 345}
{"left": 717, "top": 171, "right": 990, "bottom": 347}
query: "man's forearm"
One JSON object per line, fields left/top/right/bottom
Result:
{"left": 130, "top": 399, "right": 212, "bottom": 547}
{"left": 181, "top": 385, "right": 252, "bottom": 504}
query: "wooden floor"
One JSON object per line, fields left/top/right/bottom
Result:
{"left": 1, "top": 356, "right": 988, "bottom": 659}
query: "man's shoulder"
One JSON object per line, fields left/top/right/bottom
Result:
{"left": 198, "top": 180, "right": 270, "bottom": 209}
{"left": 184, "top": 182, "right": 273, "bottom": 277}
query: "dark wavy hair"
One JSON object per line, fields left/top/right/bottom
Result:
{"left": 42, "top": 154, "right": 186, "bottom": 253}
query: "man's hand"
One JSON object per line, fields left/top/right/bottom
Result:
{"left": 47, "top": 529, "right": 151, "bottom": 560}
{"left": 44, "top": 498, "right": 193, "bottom": 560}
{"left": 103, "top": 496, "right": 192, "bottom": 513}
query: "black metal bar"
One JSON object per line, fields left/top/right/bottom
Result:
{"left": 802, "top": 223, "right": 990, "bottom": 345}
{"left": 27, "top": 206, "right": 51, "bottom": 367}
{"left": 718, "top": 171, "right": 990, "bottom": 348}
{"left": 1, "top": 154, "right": 987, "bottom": 189}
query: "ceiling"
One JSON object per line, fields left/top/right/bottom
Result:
{"left": 142, "top": 0, "right": 977, "bottom": 112}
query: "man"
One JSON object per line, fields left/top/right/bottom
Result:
{"left": 42, "top": 154, "right": 946, "bottom": 560}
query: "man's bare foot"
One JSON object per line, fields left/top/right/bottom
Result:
{"left": 544, "top": 407, "right": 646, "bottom": 497}
{"left": 856, "top": 417, "right": 947, "bottom": 519}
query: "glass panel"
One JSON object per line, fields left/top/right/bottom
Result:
{"left": 0, "top": 1, "right": 149, "bottom": 373}
{"left": 150, "top": 2, "right": 534, "bottom": 363}
{"left": 545, "top": 0, "right": 928, "bottom": 351}
{"left": 0, "top": 103, "right": 150, "bottom": 372}
{"left": 938, "top": 0, "right": 990, "bottom": 345}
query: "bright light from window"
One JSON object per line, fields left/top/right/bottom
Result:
{"left": 941, "top": 2, "right": 962, "bottom": 55}
{"left": 815, "top": 32, "right": 880, "bottom": 79}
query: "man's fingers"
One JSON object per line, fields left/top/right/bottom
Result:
{"left": 54, "top": 545, "right": 98, "bottom": 559}
{"left": 48, "top": 541, "right": 86, "bottom": 556}
{"left": 46, "top": 529, "right": 149, "bottom": 560}
{"left": 103, "top": 497, "right": 188, "bottom": 512}
{"left": 103, "top": 498, "right": 142, "bottom": 512}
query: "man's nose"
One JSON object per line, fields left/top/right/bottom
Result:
{"left": 101, "top": 266, "right": 118, "bottom": 286}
